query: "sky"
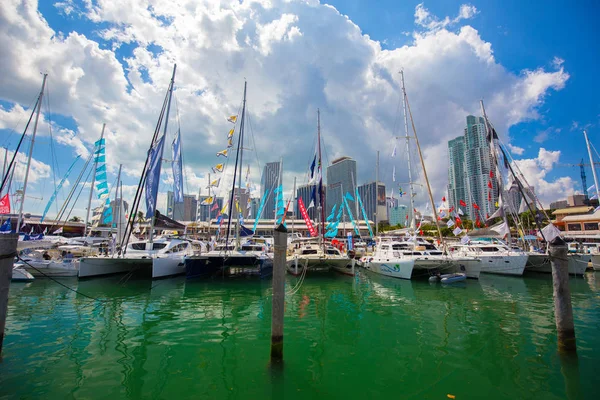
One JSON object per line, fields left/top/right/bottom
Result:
{"left": 0, "top": 0, "right": 599, "bottom": 221}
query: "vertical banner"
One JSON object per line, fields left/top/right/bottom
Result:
{"left": 298, "top": 197, "right": 317, "bottom": 237}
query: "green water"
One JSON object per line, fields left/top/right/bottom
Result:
{"left": 1, "top": 272, "right": 599, "bottom": 399}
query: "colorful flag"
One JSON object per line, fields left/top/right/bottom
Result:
{"left": 212, "top": 164, "right": 224, "bottom": 173}
{"left": 459, "top": 199, "right": 467, "bottom": 207}
{"left": 460, "top": 235, "right": 470, "bottom": 244}
{"left": 217, "top": 149, "right": 228, "bottom": 158}
{"left": 0, "top": 194, "right": 10, "bottom": 214}
{"left": 0, "top": 218, "right": 11, "bottom": 233}
{"left": 442, "top": 196, "right": 446, "bottom": 202}
{"left": 211, "top": 202, "right": 219, "bottom": 211}
{"left": 487, "top": 180, "right": 493, "bottom": 189}
{"left": 208, "top": 178, "right": 220, "bottom": 188}
{"left": 473, "top": 203, "right": 480, "bottom": 210}
{"left": 227, "top": 115, "right": 237, "bottom": 123}
{"left": 227, "top": 138, "right": 233, "bottom": 148}
{"left": 453, "top": 227, "right": 462, "bottom": 236}
{"left": 201, "top": 196, "right": 214, "bottom": 205}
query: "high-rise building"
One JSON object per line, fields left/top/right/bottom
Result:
{"left": 326, "top": 156, "right": 357, "bottom": 215}
{"left": 260, "top": 161, "right": 281, "bottom": 220}
{"left": 447, "top": 115, "right": 498, "bottom": 220}
{"left": 389, "top": 204, "right": 408, "bottom": 226}
{"left": 357, "top": 181, "right": 387, "bottom": 224}
{"left": 197, "top": 196, "right": 224, "bottom": 221}
{"left": 296, "top": 184, "right": 324, "bottom": 221}
{"left": 167, "top": 191, "right": 197, "bottom": 221}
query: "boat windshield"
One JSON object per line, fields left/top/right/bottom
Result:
{"left": 301, "top": 249, "right": 318, "bottom": 255}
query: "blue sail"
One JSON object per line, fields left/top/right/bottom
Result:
{"left": 94, "top": 138, "right": 109, "bottom": 200}
{"left": 145, "top": 134, "right": 166, "bottom": 218}
{"left": 343, "top": 195, "right": 361, "bottom": 237}
{"left": 253, "top": 189, "right": 269, "bottom": 232}
{"left": 41, "top": 155, "right": 81, "bottom": 223}
{"left": 172, "top": 129, "right": 184, "bottom": 203}
{"left": 274, "top": 184, "right": 286, "bottom": 227}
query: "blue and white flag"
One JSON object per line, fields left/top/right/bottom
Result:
{"left": 587, "top": 184, "right": 596, "bottom": 193}
{"left": 41, "top": 156, "right": 80, "bottom": 223}
{"left": 0, "top": 218, "right": 11, "bottom": 234}
{"left": 253, "top": 190, "right": 269, "bottom": 232}
{"left": 93, "top": 138, "right": 110, "bottom": 200}
{"left": 172, "top": 129, "right": 184, "bottom": 203}
{"left": 274, "top": 184, "right": 286, "bottom": 226}
{"left": 145, "top": 134, "right": 166, "bottom": 218}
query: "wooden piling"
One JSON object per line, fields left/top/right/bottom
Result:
{"left": 271, "top": 224, "right": 287, "bottom": 362}
{"left": 0, "top": 233, "right": 18, "bottom": 355}
{"left": 549, "top": 237, "right": 577, "bottom": 353}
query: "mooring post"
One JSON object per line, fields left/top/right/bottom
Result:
{"left": 271, "top": 224, "right": 287, "bottom": 362}
{"left": 0, "top": 233, "right": 18, "bottom": 355}
{"left": 549, "top": 237, "right": 576, "bottom": 353}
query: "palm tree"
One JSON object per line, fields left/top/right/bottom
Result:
{"left": 69, "top": 216, "right": 82, "bottom": 222}
{"left": 136, "top": 211, "right": 145, "bottom": 223}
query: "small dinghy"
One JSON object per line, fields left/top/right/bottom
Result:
{"left": 12, "top": 266, "right": 35, "bottom": 282}
{"left": 440, "top": 273, "right": 466, "bottom": 284}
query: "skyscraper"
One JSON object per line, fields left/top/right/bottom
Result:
{"left": 260, "top": 161, "right": 281, "bottom": 220}
{"left": 167, "top": 191, "right": 197, "bottom": 221}
{"left": 197, "top": 196, "right": 224, "bottom": 221}
{"left": 326, "top": 156, "right": 357, "bottom": 215}
{"left": 357, "top": 181, "right": 387, "bottom": 224}
{"left": 447, "top": 115, "right": 498, "bottom": 220}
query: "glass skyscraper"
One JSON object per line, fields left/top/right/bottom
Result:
{"left": 326, "top": 156, "right": 357, "bottom": 216}
{"left": 260, "top": 161, "right": 281, "bottom": 220}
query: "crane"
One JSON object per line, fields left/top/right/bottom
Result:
{"left": 558, "top": 159, "right": 600, "bottom": 202}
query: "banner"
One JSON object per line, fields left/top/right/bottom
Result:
{"left": 172, "top": 129, "right": 184, "bottom": 203}
{"left": 253, "top": 189, "right": 269, "bottom": 232}
{"left": 0, "top": 194, "right": 10, "bottom": 214}
{"left": 298, "top": 197, "right": 317, "bottom": 237}
{"left": 145, "top": 134, "right": 166, "bottom": 218}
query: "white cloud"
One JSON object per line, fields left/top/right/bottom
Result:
{"left": 0, "top": 0, "right": 572, "bottom": 217}
{"left": 506, "top": 143, "right": 524, "bottom": 155}
{"left": 513, "top": 148, "right": 577, "bottom": 207}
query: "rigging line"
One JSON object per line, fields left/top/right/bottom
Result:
{"left": 44, "top": 81, "right": 61, "bottom": 215}
{"left": 62, "top": 165, "right": 94, "bottom": 226}
{"left": 0, "top": 94, "right": 38, "bottom": 149}
{"left": 244, "top": 108, "right": 263, "bottom": 187}
{"left": 174, "top": 93, "right": 191, "bottom": 199}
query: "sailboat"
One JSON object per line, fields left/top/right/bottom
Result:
{"left": 287, "top": 109, "right": 352, "bottom": 276}
{"left": 361, "top": 71, "right": 481, "bottom": 280}
{"left": 79, "top": 65, "right": 198, "bottom": 279}
{"left": 194, "top": 81, "right": 274, "bottom": 278}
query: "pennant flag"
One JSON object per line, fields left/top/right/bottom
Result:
{"left": 220, "top": 200, "right": 229, "bottom": 215}
{"left": 0, "top": 218, "right": 11, "bottom": 233}
{"left": 455, "top": 216, "right": 462, "bottom": 227}
{"left": 473, "top": 203, "right": 480, "bottom": 210}
{"left": 446, "top": 219, "right": 455, "bottom": 228}
{"left": 490, "top": 171, "right": 494, "bottom": 179}
{"left": 309, "top": 155, "right": 316, "bottom": 179}
{"left": 391, "top": 144, "right": 397, "bottom": 157}
{"left": 145, "top": 134, "right": 166, "bottom": 218}
{"left": 227, "top": 115, "right": 237, "bottom": 124}
{"left": 393, "top": 166, "right": 396, "bottom": 182}
{"left": 54, "top": 227, "right": 63, "bottom": 234}
{"left": 459, "top": 199, "right": 467, "bottom": 207}
{"left": 253, "top": 189, "right": 269, "bottom": 232}
{"left": 0, "top": 194, "right": 10, "bottom": 215}
{"left": 345, "top": 192, "right": 354, "bottom": 202}
{"left": 449, "top": 206, "right": 454, "bottom": 213}
{"left": 453, "top": 227, "right": 463, "bottom": 236}
{"left": 212, "top": 164, "right": 224, "bottom": 173}
{"left": 208, "top": 178, "right": 220, "bottom": 188}
{"left": 172, "top": 129, "right": 184, "bottom": 203}
{"left": 217, "top": 149, "right": 228, "bottom": 158}
{"left": 308, "top": 185, "right": 317, "bottom": 209}
{"left": 439, "top": 210, "right": 447, "bottom": 218}
{"left": 298, "top": 197, "right": 317, "bottom": 237}
{"left": 227, "top": 138, "right": 233, "bottom": 148}
{"left": 487, "top": 180, "right": 493, "bottom": 189}
{"left": 587, "top": 184, "right": 596, "bottom": 193}
{"left": 460, "top": 235, "right": 470, "bottom": 244}
{"left": 442, "top": 196, "right": 446, "bottom": 202}
{"left": 211, "top": 202, "right": 219, "bottom": 211}
{"left": 458, "top": 208, "right": 464, "bottom": 215}
{"left": 488, "top": 191, "right": 492, "bottom": 201}
{"left": 201, "top": 196, "right": 214, "bottom": 205}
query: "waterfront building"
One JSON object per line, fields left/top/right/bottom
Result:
{"left": 196, "top": 196, "right": 224, "bottom": 222}
{"left": 389, "top": 204, "right": 408, "bottom": 227}
{"left": 357, "top": 181, "right": 387, "bottom": 224}
{"left": 260, "top": 161, "right": 281, "bottom": 220}
{"left": 326, "top": 156, "right": 357, "bottom": 215}
{"left": 167, "top": 191, "right": 197, "bottom": 221}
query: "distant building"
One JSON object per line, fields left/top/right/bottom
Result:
{"left": 296, "top": 184, "right": 325, "bottom": 221}
{"left": 357, "top": 181, "right": 387, "bottom": 224}
{"left": 197, "top": 196, "right": 224, "bottom": 222}
{"left": 447, "top": 115, "right": 498, "bottom": 219}
{"left": 326, "top": 156, "right": 357, "bottom": 215}
{"left": 167, "top": 191, "right": 197, "bottom": 221}
{"left": 567, "top": 194, "right": 586, "bottom": 207}
{"left": 389, "top": 204, "right": 408, "bottom": 227}
{"left": 260, "top": 161, "right": 281, "bottom": 220}
{"left": 550, "top": 200, "right": 568, "bottom": 210}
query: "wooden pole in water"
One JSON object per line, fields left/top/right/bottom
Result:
{"left": 0, "top": 233, "right": 18, "bottom": 355}
{"left": 549, "top": 237, "right": 577, "bottom": 353}
{"left": 271, "top": 223, "right": 287, "bottom": 362}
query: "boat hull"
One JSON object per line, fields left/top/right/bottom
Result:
{"left": 152, "top": 256, "right": 186, "bottom": 279}
{"left": 12, "top": 267, "right": 35, "bottom": 282}
{"left": 526, "top": 253, "right": 589, "bottom": 275}
{"left": 285, "top": 255, "right": 351, "bottom": 276}
{"left": 78, "top": 256, "right": 152, "bottom": 278}
{"left": 592, "top": 254, "right": 600, "bottom": 271}
{"left": 360, "top": 258, "right": 415, "bottom": 280}
{"left": 20, "top": 259, "right": 79, "bottom": 277}
{"left": 449, "top": 258, "right": 482, "bottom": 279}
{"left": 206, "top": 254, "right": 274, "bottom": 278}
{"left": 479, "top": 254, "right": 528, "bottom": 276}
{"left": 185, "top": 256, "right": 218, "bottom": 279}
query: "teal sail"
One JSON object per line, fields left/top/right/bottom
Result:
{"left": 40, "top": 155, "right": 81, "bottom": 223}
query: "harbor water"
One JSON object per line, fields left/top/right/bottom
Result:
{"left": 1, "top": 271, "right": 599, "bottom": 399}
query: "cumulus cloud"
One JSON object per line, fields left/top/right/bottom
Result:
{"left": 0, "top": 0, "right": 572, "bottom": 217}
{"left": 506, "top": 143, "right": 525, "bottom": 155}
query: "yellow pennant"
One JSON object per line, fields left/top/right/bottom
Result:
{"left": 227, "top": 115, "right": 237, "bottom": 123}
{"left": 220, "top": 201, "right": 229, "bottom": 215}
{"left": 227, "top": 129, "right": 234, "bottom": 139}
{"left": 200, "top": 196, "right": 214, "bottom": 205}
{"left": 216, "top": 149, "right": 228, "bottom": 158}
{"left": 227, "top": 138, "right": 233, "bottom": 148}
{"left": 212, "top": 164, "right": 224, "bottom": 173}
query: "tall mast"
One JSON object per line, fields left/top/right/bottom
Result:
{"left": 115, "top": 164, "right": 122, "bottom": 244}
{"left": 403, "top": 73, "right": 444, "bottom": 247}
{"left": 1, "top": 148, "right": 7, "bottom": 192}
{"left": 149, "top": 64, "right": 176, "bottom": 245}
{"left": 17, "top": 74, "right": 47, "bottom": 232}
{"left": 84, "top": 123, "right": 106, "bottom": 235}
{"left": 206, "top": 173, "right": 211, "bottom": 223}
{"left": 400, "top": 71, "right": 416, "bottom": 231}
{"left": 584, "top": 130, "right": 600, "bottom": 202}
{"left": 317, "top": 109, "right": 325, "bottom": 244}
{"left": 291, "top": 176, "right": 296, "bottom": 237}
{"left": 226, "top": 81, "right": 247, "bottom": 249}
{"left": 480, "top": 100, "right": 511, "bottom": 244}
{"left": 375, "top": 150, "right": 379, "bottom": 237}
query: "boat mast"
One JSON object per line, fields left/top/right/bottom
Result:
{"left": 480, "top": 100, "right": 511, "bottom": 244}
{"left": 375, "top": 150, "right": 379, "bottom": 237}
{"left": 17, "top": 74, "right": 47, "bottom": 232}
{"left": 402, "top": 71, "right": 445, "bottom": 247}
{"left": 115, "top": 164, "right": 122, "bottom": 246}
{"left": 584, "top": 130, "right": 600, "bottom": 202}
{"left": 149, "top": 65, "right": 176, "bottom": 246}
{"left": 317, "top": 109, "right": 325, "bottom": 246}
{"left": 1, "top": 148, "right": 7, "bottom": 191}
{"left": 400, "top": 71, "right": 416, "bottom": 232}
{"left": 351, "top": 172, "right": 360, "bottom": 238}
{"left": 225, "top": 81, "right": 247, "bottom": 249}
{"left": 84, "top": 123, "right": 106, "bottom": 236}
{"left": 291, "top": 176, "right": 296, "bottom": 237}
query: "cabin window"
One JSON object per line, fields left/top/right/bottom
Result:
{"left": 567, "top": 223, "right": 582, "bottom": 231}
{"left": 381, "top": 245, "right": 390, "bottom": 250}
{"left": 302, "top": 249, "right": 318, "bottom": 255}
{"left": 584, "top": 223, "right": 598, "bottom": 231}
{"left": 153, "top": 243, "right": 167, "bottom": 250}
{"left": 480, "top": 247, "right": 499, "bottom": 252}
{"left": 325, "top": 249, "right": 340, "bottom": 255}
{"left": 392, "top": 244, "right": 409, "bottom": 250}
{"left": 131, "top": 243, "right": 146, "bottom": 250}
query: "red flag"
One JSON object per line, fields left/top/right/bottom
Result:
{"left": 487, "top": 181, "right": 493, "bottom": 189}
{"left": 0, "top": 194, "right": 10, "bottom": 214}
{"left": 442, "top": 196, "right": 446, "bottom": 202}
{"left": 459, "top": 200, "right": 466, "bottom": 207}
{"left": 298, "top": 197, "right": 317, "bottom": 237}
{"left": 455, "top": 217, "right": 462, "bottom": 227}
{"left": 449, "top": 206, "right": 455, "bottom": 213}
{"left": 490, "top": 171, "right": 494, "bottom": 178}
{"left": 488, "top": 191, "right": 492, "bottom": 201}
{"left": 419, "top": 230, "right": 423, "bottom": 236}
{"left": 473, "top": 203, "right": 480, "bottom": 210}
{"left": 486, "top": 213, "right": 490, "bottom": 219}
{"left": 476, "top": 216, "right": 481, "bottom": 228}
{"left": 211, "top": 202, "right": 219, "bottom": 211}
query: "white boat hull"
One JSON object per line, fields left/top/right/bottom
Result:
{"left": 360, "top": 258, "right": 415, "bottom": 280}
{"left": 152, "top": 256, "right": 186, "bottom": 278}
{"left": 78, "top": 256, "right": 151, "bottom": 278}
{"left": 12, "top": 267, "right": 34, "bottom": 282}
{"left": 592, "top": 254, "right": 600, "bottom": 271}
{"left": 449, "top": 258, "right": 482, "bottom": 279}
{"left": 20, "top": 259, "right": 79, "bottom": 277}
{"left": 479, "top": 254, "right": 528, "bottom": 276}
{"left": 286, "top": 255, "right": 351, "bottom": 276}
{"left": 568, "top": 254, "right": 590, "bottom": 275}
